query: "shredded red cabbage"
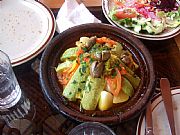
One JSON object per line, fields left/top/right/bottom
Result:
{"left": 150, "top": 0, "right": 178, "bottom": 11}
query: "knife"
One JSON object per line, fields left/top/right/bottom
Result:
{"left": 160, "top": 78, "right": 176, "bottom": 135}
{"left": 145, "top": 101, "right": 154, "bottom": 135}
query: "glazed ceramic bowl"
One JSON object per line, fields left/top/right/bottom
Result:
{"left": 68, "top": 122, "right": 116, "bottom": 135}
{"left": 39, "top": 23, "right": 155, "bottom": 125}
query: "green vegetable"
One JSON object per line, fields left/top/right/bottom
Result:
{"left": 123, "top": 72, "right": 141, "bottom": 89}
{"left": 62, "top": 63, "right": 89, "bottom": 101}
{"left": 166, "top": 8, "right": 180, "bottom": 27}
{"left": 122, "top": 77, "right": 134, "bottom": 97}
{"left": 119, "top": 59, "right": 135, "bottom": 75}
{"left": 145, "top": 21, "right": 164, "bottom": 34}
{"left": 104, "top": 54, "right": 120, "bottom": 75}
{"left": 81, "top": 76, "right": 105, "bottom": 110}
{"left": 133, "top": 25, "right": 141, "bottom": 33}
{"left": 60, "top": 47, "right": 79, "bottom": 61}
{"left": 55, "top": 60, "right": 73, "bottom": 72}
{"left": 111, "top": 43, "right": 123, "bottom": 58}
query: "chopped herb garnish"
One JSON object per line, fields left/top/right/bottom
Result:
{"left": 78, "top": 88, "right": 82, "bottom": 92}
{"left": 82, "top": 47, "right": 88, "bottom": 52}
{"left": 79, "top": 54, "right": 83, "bottom": 62}
{"left": 87, "top": 83, "right": 91, "bottom": 91}
{"left": 69, "top": 92, "right": 72, "bottom": 95}
{"left": 89, "top": 58, "right": 94, "bottom": 64}
{"left": 72, "top": 80, "right": 77, "bottom": 84}
{"left": 81, "top": 65, "right": 86, "bottom": 73}
{"left": 111, "top": 70, "right": 117, "bottom": 78}
{"left": 79, "top": 68, "right": 83, "bottom": 76}
{"left": 81, "top": 81, "right": 86, "bottom": 83}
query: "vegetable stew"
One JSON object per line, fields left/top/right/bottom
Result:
{"left": 56, "top": 36, "right": 141, "bottom": 111}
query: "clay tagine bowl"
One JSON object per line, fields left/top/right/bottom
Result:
{"left": 39, "top": 23, "right": 155, "bottom": 125}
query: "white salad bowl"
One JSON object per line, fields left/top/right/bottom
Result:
{"left": 102, "top": 0, "right": 180, "bottom": 40}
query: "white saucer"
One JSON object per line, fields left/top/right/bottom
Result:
{"left": 0, "top": 0, "right": 55, "bottom": 66}
{"left": 136, "top": 87, "right": 180, "bottom": 135}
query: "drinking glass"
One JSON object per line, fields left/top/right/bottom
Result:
{"left": 0, "top": 50, "right": 35, "bottom": 125}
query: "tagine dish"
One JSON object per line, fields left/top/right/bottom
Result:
{"left": 39, "top": 23, "right": 155, "bottom": 124}
{"left": 56, "top": 36, "right": 141, "bottom": 111}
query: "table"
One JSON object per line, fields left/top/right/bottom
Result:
{"left": 1, "top": 3, "right": 180, "bottom": 135}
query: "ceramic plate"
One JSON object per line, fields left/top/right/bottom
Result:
{"left": 136, "top": 87, "right": 180, "bottom": 135}
{"left": 0, "top": 0, "right": 55, "bottom": 66}
{"left": 102, "top": 0, "right": 180, "bottom": 40}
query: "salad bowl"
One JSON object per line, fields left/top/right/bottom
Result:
{"left": 102, "top": 0, "right": 180, "bottom": 40}
{"left": 39, "top": 23, "right": 155, "bottom": 124}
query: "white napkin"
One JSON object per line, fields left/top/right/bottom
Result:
{"left": 56, "top": 0, "right": 101, "bottom": 33}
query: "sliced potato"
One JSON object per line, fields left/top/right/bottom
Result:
{"left": 98, "top": 91, "right": 113, "bottom": 111}
{"left": 113, "top": 90, "right": 129, "bottom": 104}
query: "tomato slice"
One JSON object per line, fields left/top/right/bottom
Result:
{"left": 115, "top": 10, "right": 137, "bottom": 19}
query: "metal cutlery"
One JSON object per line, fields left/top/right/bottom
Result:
{"left": 160, "top": 78, "right": 176, "bottom": 135}
{"left": 145, "top": 101, "right": 154, "bottom": 135}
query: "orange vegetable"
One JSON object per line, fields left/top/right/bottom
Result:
{"left": 67, "top": 61, "right": 79, "bottom": 74}
{"left": 105, "top": 68, "right": 122, "bottom": 96}
{"left": 57, "top": 71, "right": 70, "bottom": 86}
{"left": 57, "top": 62, "right": 79, "bottom": 86}
{"left": 96, "top": 37, "right": 116, "bottom": 46}
{"left": 107, "top": 39, "right": 116, "bottom": 46}
{"left": 96, "top": 37, "right": 107, "bottom": 44}
{"left": 120, "top": 66, "right": 127, "bottom": 75}
{"left": 76, "top": 48, "right": 84, "bottom": 57}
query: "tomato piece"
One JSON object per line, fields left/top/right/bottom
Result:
{"left": 83, "top": 57, "right": 90, "bottom": 62}
{"left": 115, "top": 11, "right": 137, "bottom": 19}
{"left": 105, "top": 68, "right": 122, "bottom": 96}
